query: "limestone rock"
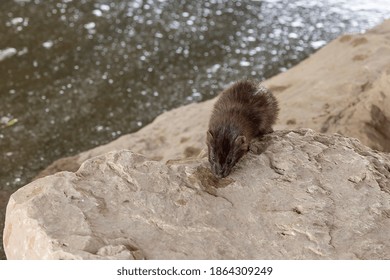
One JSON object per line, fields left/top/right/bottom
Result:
{"left": 35, "top": 99, "right": 215, "bottom": 179}
{"left": 36, "top": 19, "right": 390, "bottom": 179}
{"left": 4, "top": 129, "right": 390, "bottom": 259}
{"left": 265, "top": 19, "right": 390, "bottom": 152}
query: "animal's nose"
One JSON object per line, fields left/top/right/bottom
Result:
{"left": 217, "top": 170, "right": 229, "bottom": 178}
{"left": 215, "top": 170, "right": 224, "bottom": 178}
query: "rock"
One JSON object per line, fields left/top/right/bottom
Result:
{"left": 264, "top": 19, "right": 390, "bottom": 152}
{"left": 35, "top": 19, "right": 390, "bottom": 179}
{"left": 35, "top": 99, "right": 216, "bottom": 179}
{"left": 4, "top": 129, "right": 390, "bottom": 259}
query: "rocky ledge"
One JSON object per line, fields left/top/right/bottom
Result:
{"left": 4, "top": 19, "right": 390, "bottom": 260}
{"left": 4, "top": 129, "right": 390, "bottom": 259}
{"left": 35, "top": 19, "right": 390, "bottom": 179}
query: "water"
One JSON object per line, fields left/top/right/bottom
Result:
{"left": 1, "top": 0, "right": 389, "bottom": 259}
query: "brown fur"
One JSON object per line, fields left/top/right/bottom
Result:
{"left": 207, "top": 80, "right": 279, "bottom": 178}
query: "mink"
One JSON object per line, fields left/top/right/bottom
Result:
{"left": 207, "top": 80, "right": 279, "bottom": 178}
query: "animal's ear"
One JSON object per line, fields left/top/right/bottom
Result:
{"left": 235, "top": 135, "right": 249, "bottom": 151}
{"left": 207, "top": 130, "right": 214, "bottom": 142}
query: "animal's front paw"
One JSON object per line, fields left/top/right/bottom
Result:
{"left": 249, "top": 139, "right": 269, "bottom": 155}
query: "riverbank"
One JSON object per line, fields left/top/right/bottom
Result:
{"left": 3, "top": 19, "right": 390, "bottom": 259}
{"left": 36, "top": 19, "right": 390, "bottom": 178}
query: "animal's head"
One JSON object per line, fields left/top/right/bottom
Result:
{"left": 206, "top": 128, "right": 249, "bottom": 178}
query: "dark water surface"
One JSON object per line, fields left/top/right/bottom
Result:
{"left": 1, "top": 0, "right": 389, "bottom": 259}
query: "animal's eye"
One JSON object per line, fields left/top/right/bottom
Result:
{"left": 227, "top": 158, "right": 232, "bottom": 165}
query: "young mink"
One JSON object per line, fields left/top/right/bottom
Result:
{"left": 207, "top": 80, "right": 279, "bottom": 178}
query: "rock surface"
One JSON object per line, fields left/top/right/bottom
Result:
{"left": 36, "top": 19, "right": 390, "bottom": 179}
{"left": 4, "top": 129, "right": 390, "bottom": 259}
{"left": 266, "top": 20, "right": 390, "bottom": 152}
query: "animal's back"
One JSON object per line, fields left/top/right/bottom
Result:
{"left": 211, "top": 80, "right": 279, "bottom": 137}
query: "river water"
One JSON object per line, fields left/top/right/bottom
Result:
{"left": 1, "top": 0, "right": 389, "bottom": 259}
